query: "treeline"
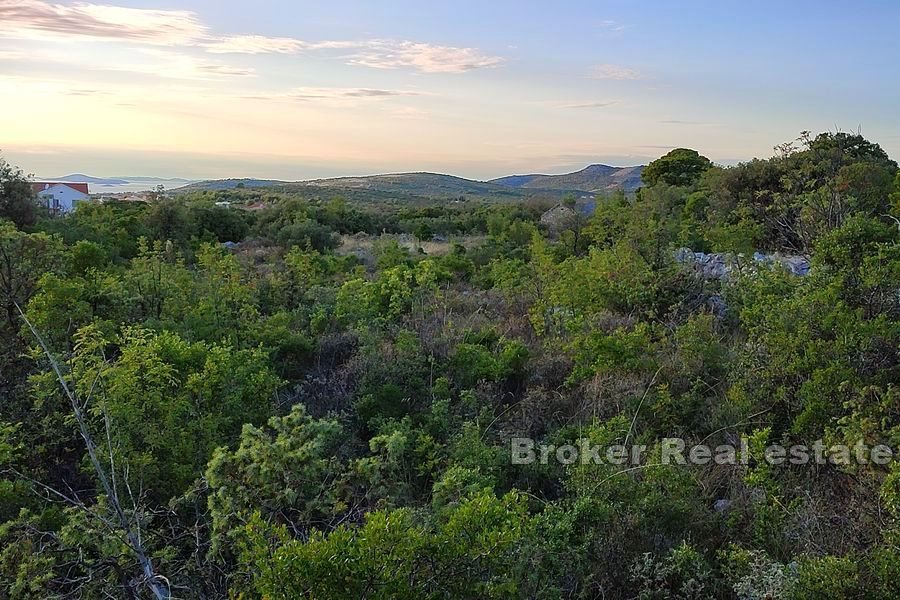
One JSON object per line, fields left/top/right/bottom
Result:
{"left": 28, "top": 192, "right": 552, "bottom": 261}
{"left": 0, "top": 132, "right": 898, "bottom": 598}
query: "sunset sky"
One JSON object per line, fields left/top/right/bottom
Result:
{"left": 2, "top": 0, "right": 899, "bottom": 180}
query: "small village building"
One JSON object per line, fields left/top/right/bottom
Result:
{"left": 32, "top": 182, "right": 90, "bottom": 214}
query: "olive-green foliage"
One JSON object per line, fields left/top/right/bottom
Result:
{"left": 34, "top": 325, "right": 285, "bottom": 501}
{"left": 1, "top": 135, "right": 898, "bottom": 599}
{"left": 0, "top": 156, "right": 38, "bottom": 229}
{"left": 642, "top": 148, "right": 713, "bottom": 188}
{"left": 206, "top": 404, "right": 343, "bottom": 555}
{"left": 242, "top": 490, "right": 542, "bottom": 600}
{"left": 0, "top": 221, "right": 65, "bottom": 333}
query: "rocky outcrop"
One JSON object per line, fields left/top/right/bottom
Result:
{"left": 674, "top": 248, "right": 810, "bottom": 280}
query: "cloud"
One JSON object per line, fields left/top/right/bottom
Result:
{"left": 0, "top": 2, "right": 503, "bottom": 75}
{"left": 202, "top": 35, "right": 305, "bottom": 54}
{"left": 598, "top": 20, "right": 627, "bottom": 32}
{"left": 348, "top": 40, "right": 503, "bottom": 73}
{"left": 209, "top": 37, "right": 504, "bottom": 73}
{"left": 205, "top": 36, "right": 503, "bottom": 73}
{"left": 200, "top": 35, "right": 358, "bottom": 54}
{"left": 133, "top": 49, "right": 255, "bottom": 79}
{"left": 0, "top": 0, "right": 206, "bottom": 44}
{"left": 195, "top": 63, "right": 255, "bottom": 77}
{"left": 244, "top": 87, "right": 424, "bottom": 102}
{"left": 590, "top": 64, "right": 643, "bottom": 80}
{"left": 342, "top": 88, "right": 420, "bottom": 98}
{"left": 202, "top": 35, "right": 357, "bottom": 55}
{"left": 63, "top": 88, "right": 110, "bottom": 96}
{"left": 660, "top": 119, "right": 714, "bottom": 125}
{"left": 567, "top": 101, "right": 617, "bottom": 109}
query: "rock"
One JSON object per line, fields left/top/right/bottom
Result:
{"left": 676, "top": 248, "right": 810, "bottom": 280}
{"left": 706, "top": 294, "right": 728, "bottom": 317}
{"left": 780, "top": 255, "right": 810, "bottom": 276}
{"left": 674, "top": 247, "right": 695, "bottom": 262}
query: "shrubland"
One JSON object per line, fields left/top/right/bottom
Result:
{"left": 0, "top": 132, "right": 898, "bottom": 598}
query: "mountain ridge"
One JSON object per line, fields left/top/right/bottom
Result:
{"left": 490, "top": 164, "right": 643, "bottom": 193}
{"left": 176, "top": 163, "right": 644, "bottom": 199}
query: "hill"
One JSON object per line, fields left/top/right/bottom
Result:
{"left": 490, "top": 164, "right": 644, "bottom": 193}
{"left": 50, "top": 174, "right": 130, "bottom": 185}
{"left": 303, "top": 172, "right": 526, "bottom": 199}
{"left": 175, "top": 178, "right": 287, "bottom": 192}
{"left": 177, "top": 164, "right": 644, "bottom": 200}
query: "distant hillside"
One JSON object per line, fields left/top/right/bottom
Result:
{"left": 50, "top": 174, "right": 130, "bottom": 185}
{"left": 176, "top": 164, "right": 644, "bottom": 200}
{"left": 176, "top": 178, "right": 286, "bottom": 191}
{"left": 179, "top": 173, "right": 542, "bottom": 202}
{"left": 490, "top": 164, "right": 643, "bottom": 193}
{"left": 304, "top": 172, "right": 525, "bottom": 199}
{"left": 481, "top": 174, "right": 542, "bottom": 188}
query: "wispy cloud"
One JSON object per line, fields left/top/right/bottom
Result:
{"left": 202, "top": 35, "right": 356, "bottom": 55}
{"left": 567, "top": 100, "right": 617, "bottom": 109}
{"left": 598, "top": 20, "right": 627, "bottom": 32}
{"left": 590, "top": 64, "right": 643, "bottom": 80}
{"left": 0, "top": 45, "right": 253, "bottom": 82}
{"left": 195, "top": 63, "right": 254, "bottom": 77}
{"left": 0, "top": 0, "right": 206, "bottom": 44}
{"left": 348, "top": 40, "right": 503, "bottom": 73}
{"left": 63, "top": 88, "right": 110, "bottom": 96}
{"left": 209, "top": 37, "right": 504, "bottom": 73}
{"left": 0, "top": 2, "right": 503, "bottom": 74}
{"left": 134, "top": 49, "right": 255, "bottom": 79}
{"left": 292, "top": 87, "right": 423, "bottom": 100}
{"left": 244, "top": 87, "right": 425, "bottom": 102}
{"left": 660, "top": 119, "right": 715, "bottom": 126}
{"left": 202, "top": 34, "right": 306, "bottom": 54}
{"left": 342, "top": 88, "right": 423, "bottom": 98}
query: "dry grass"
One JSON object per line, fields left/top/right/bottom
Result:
{"left": 336, "top": 233, "right": 487, "bottom": 263}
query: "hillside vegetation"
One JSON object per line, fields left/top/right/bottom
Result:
{"left": 178, "top": 162, "right": 645, "bottom": 200}
{"left": 0, "top": 132, "right": 898, "bottom": 598}
{"left": 491, "top": 163, "right": 644, "bottom": 193}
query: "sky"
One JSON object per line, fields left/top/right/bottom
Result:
{"left": 2, "top": 0, "right": 899, "bottom": 181}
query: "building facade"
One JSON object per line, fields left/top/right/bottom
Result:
{"left": 32, "top": 182, "right": 90, "bottom": 214}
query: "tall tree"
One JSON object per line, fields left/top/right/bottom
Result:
{"left": 0, "top": 156, "right": 38, "bottom": 229}
{"left": 642, "top": 148, "right": 713, "bottom": 188}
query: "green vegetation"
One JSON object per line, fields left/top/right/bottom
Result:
{"left": 0, "top": 131, "right": 898, "bottom": 598}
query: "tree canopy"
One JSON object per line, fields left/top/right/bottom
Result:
{"left": 642, "top": 147, "right": 713, "bottom": 187}
{"left": 0, "top": 156, "right": 38, "bottom": 229}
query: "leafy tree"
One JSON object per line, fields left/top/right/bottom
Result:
{"left": 0, "top": 156, "right": 38, "bottom": 229}
{"left": 0, "top": 221, "right": 65, "bottom": 331}
{"left": 48, "top": 325, "right": 283, "bottom": 501}
{"left": 206, "top": 404, "right": 343, "bottom": 557}
{"left": 643, "top": 148, "right": 713, "bottom": 188}
{"left": 241, "top": 490, "right": 540, "bottom": 599}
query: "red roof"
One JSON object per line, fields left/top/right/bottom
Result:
{"left": 32, "top": 182, "right": 90, "bottom": 195}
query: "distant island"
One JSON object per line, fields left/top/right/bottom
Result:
{"left": 44, "top": 175, "right": 198, "bottom": 194}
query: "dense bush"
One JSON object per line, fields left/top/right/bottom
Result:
{"left": 0, "top": 134, "right": 898, "bottom": 598}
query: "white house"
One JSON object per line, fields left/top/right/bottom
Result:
{"left": 32, "top": 182, "right": 90, "bottom": 214}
